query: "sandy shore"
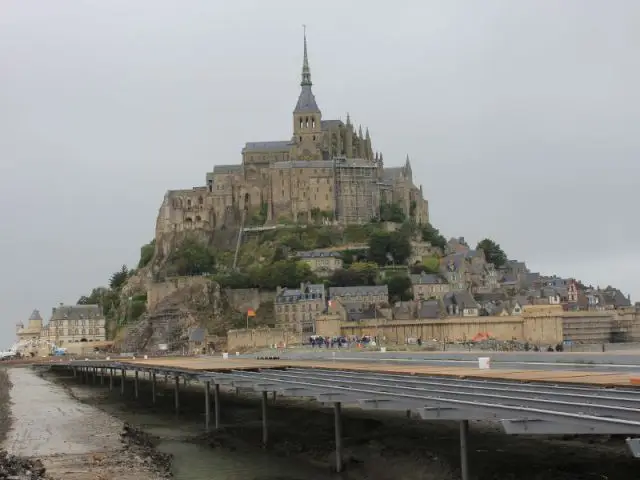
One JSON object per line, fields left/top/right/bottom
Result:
{"left": 45, "top": 368, "right": 640, "bottom": 480}
{"left": 1, "top": 368, "right": 171, "bottom": 480}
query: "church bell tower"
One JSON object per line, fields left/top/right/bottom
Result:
{"left": 292, "top": 27, "right": 322, "bottom": 161}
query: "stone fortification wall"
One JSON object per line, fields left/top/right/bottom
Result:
{"left": 226, "top": 328, "right": 301, "bottom": 351}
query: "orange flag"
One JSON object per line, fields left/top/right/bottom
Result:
{"left": 247, "top": 309, "right": 256, "bottom": 317}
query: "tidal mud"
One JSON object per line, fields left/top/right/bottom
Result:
{"left": 2, "top": 368, "right": 171, "bottom": 480}
{"left": 46, "top": 369, "right": 640, "bottom": 480}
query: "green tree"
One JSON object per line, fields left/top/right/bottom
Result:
{"left": 329, "top": 262, "right": 378, "bottom": 287}
{"left": 421, "top": 223, "right": 447, "bottom": 250}
{"left": 410, "top": 255, "right": 440, "bottom": 274}
{"left": 476, "top": 238, "right": 508, "bottom": 268}
{"left": 385, "top": 275, "right": 413, "bottom": 303}
{"left": 168, "top": 237, "right": 215, "bottom": 276}
{"left": 138, "top": 239, "right": 156, "bottom": 268}
{"left": 77, "top": 287, "right": 109, "bottom": 305}
{"left": 251, "top": 260, "right": 315, "bottom": 290}
{"left": 368, "top": 231, "right": 411, "bottom": 266}
{"left": 109, "top": 265, "right": 129, "bottom": 290}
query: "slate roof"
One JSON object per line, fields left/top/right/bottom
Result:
{"left": 443, "top": 291, "right": 478, "bottom": 309}
{"left": 342, "top": 302, "right": 380, "bottom": 321}
{"left": 329, "top": 285, "right": 388, "bottom": 298}
{"left": 242, "top": 141, "right": 292, "bottom": 153}
{"left": 28, "top": 309, "right": 43, "bottom": 321}
{"left": 297, "top": 250, "right": 341, "bottom": 259}
{"left": 51, "top": 304, "right": 102, "bottom": 321}
{"left": 276, "top": 284, "right": 325, "bottom": 303}
{"left": 212, "top": 165, "right": 242, "bottom": 174}
{"left": 321, "top": 119, "right": 343, "bottom": 130}
{"left": 417, "top": 300, "right": 441, "bottom": 319}
{"left": 294, "top": 85, "right": 320, "bottom": 113}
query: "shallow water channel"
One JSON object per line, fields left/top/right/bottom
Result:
{"left": 117, "top": 410, "right": 335, "bottom": 480}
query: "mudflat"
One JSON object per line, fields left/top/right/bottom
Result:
{"left": 1, "top": 368, "right": 171, "bottom": 480}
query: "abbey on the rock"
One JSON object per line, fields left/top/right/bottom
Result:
{"left": 157, "top": 33, "right": 429, "bottom": 236}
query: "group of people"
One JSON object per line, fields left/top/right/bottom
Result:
{"left": 308, "top": 335, "right": 380, "bottom": 348}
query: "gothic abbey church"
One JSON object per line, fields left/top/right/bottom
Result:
{"left": 157, "top": 33, "right": 429, "bottom": 238}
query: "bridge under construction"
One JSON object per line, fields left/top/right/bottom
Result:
{"left": 39, "top": 356, "right": 640, "bottom": 479}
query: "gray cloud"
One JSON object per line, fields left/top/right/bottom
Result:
{"left": 1, "top": 0, "right": 638, "bottom": 343}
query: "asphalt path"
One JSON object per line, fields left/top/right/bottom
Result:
{"left": 256, "top": 349, "right": 640, "bottom": 373}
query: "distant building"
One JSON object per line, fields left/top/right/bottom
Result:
{"left": 328, "top": 285, "right": 389, "bottom": 308}
{"left": 42, "top": 304, "right": 107, "bottom": 345}
{"left": 274, "top": 283, "right": 326, "bottom": 334}
{"left": 295, "top": 250, "right": 343, "bottom": 277}
{"left": 410, "top": 273, "right": 450, "bottom": 300}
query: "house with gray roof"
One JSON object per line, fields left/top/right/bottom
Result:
{"left": 329, "top": 285, "right": 389, "bottom": 308}
{"left": 410, "top": 273, "right": 450, "bottom": 300}
{"left": 274, "top": 283, "right": 326, "bottom": 334}
{"left": 295, "top": 250, "right": 343, "bottom": 277}
{"left": 443, "top": 291, "right": 479, "bottom": 317}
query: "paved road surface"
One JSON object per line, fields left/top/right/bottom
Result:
{"left": 253, "top": 349, "right": 640, "bottom": 373}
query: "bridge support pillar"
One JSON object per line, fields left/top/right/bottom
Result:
{"left": 460, "top": 420, "right": 469, "bottom": 480}
{"left": 261, "top": 391, "right": 268, "bottom": 448}
{"left": 72, "top": 367, "right": 76, "bottom": 378}
{"left": 92, "top": 367, "right": 97, "bottom": 385}
{"left": 174, "top": 376, "right": 180, "bottom": 413}
{"left": 204, "top": 381, "right": 211, "bottom": 431}
{"left": 214, "top": 383, "right": 221, "bottom": 430}
{"left": 100, "top": 368, "right": 105, "bottom": 385}
{"left": 109, "top": 369, "right": 113, "bottom": 392}
{"left": 151, "top": 373, "right": 156, "bottom": 404}
{"left": 334, "top": 402, "right": 343, "bottom": 473}
{"left": 134, "top": 371, "right": 139, "bottom": 399}
{"left": 120, "top": 369, "right": 126, "bottom": 396}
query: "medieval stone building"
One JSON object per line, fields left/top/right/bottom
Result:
{"left": 157, "top": 33, "right": 429, "bottom": 237}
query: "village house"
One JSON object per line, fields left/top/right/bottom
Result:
{"left": 328, "top": 285, "right": 389, "bottom": 308}
{"left": 295, "top": 250, "right": 343, "bottom": 277}
{"left": 440, "top": 253, "right": 470, "bottom": 291}
{"left": 274, "top": 283, "right": 326, "bottom": 334}
{"left": 443, "top": 291, "right": 480, "bottom": 317}
{"left": 410, "top": 273, "right": 451, "bottom": 300}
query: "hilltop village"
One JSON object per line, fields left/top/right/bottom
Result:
{"left": 12, "top": 34, "right": 637, "bottom": 356}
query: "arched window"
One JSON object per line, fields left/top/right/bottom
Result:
{"left": 195, "top": 215, "right": 201, "bottom": 222}
{"left": 305, "top": 117, "right": 309, "bottom": 128}
{"left": 185, "top": 217, "right": 193, "bottom": 224}
{"left": 198, "top": 196, "right": 203, "bottom": 205}
{"left": 244, "top": 193, "right": 250, "bottom": 205}
{"left": 312, "top": 117, "right": 316, "bottom": 128}
{"left": 299, "top": 118, "right": 303, "bottom": 129}
{"left": 187, "top": 199, "right": 192, "bottom": 207}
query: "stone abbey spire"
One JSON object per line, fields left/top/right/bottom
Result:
{"left": 294, "top": 26, "right": 320, "bottom": 114}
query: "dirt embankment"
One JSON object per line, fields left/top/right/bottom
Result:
{"left": 47, "top": 369, "right": 639, "bottom": 480}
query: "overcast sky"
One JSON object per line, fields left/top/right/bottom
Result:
{"left": 1, "top": 1, "right": 638, "bottom": 345}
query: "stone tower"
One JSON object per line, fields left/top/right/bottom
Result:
{"left": 291, "top": 29, "right": 323, "bottom": 161}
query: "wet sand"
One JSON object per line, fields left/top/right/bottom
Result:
{"left": 47, "top": 369, "right": 639, "bottom": 480}
{"left": 2, "top": 368, "right": 170, "bottom": 479}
